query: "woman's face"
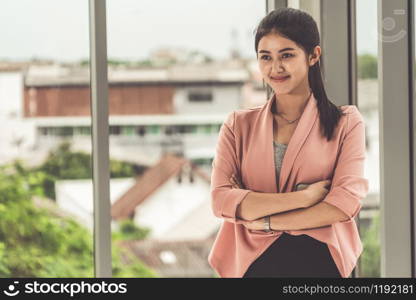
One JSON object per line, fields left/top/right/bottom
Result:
{"left": 257, "top": 32, "right": 320, "bottom": 95}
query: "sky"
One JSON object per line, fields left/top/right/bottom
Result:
{"left": 356, "top": 0, "right": 378, "bottom": 56}
{"left": 0, "top": 0, "right": 377, "bottom": 63}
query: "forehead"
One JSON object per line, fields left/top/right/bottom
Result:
{"left": 258, "top": 33, "right": 298, "bottom": 52}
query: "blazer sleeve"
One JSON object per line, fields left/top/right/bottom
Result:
{"left": 321, "top": 106, "right": 369, "bottom": 223}
{"left": 210, "top": 111, "right": 251, "bottom": 224}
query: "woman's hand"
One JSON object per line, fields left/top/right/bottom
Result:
{"left": 241, "top": 218, "right": 265, "bottom": 231}
{"left": 230, "top": 173, "right": 245, "bottom": 189}
{"left": 302, "top": 179, "right": 332, "bottom": 207}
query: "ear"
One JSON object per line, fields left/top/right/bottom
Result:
{"left": 309, "top": 46, "right": 321, "bottom": 67}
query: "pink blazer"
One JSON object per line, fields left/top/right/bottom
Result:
{"left": 208, "top": 92, "right": 369, "bottom": 278}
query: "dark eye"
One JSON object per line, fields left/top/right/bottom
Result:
{"left": 260, "top": 55, "right": 271, "bottom": 61}
{"left": 282, "top": 53, "right": 294, "bottom": 59}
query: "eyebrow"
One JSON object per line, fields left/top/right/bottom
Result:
{"left": 258, "top": 47, "right": 296, "bottom": 54}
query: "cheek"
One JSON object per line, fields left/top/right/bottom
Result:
{"left": 258, "top": 64, "right": 271, "bottom": 79}
{"left": 258, "top": 62, "right": 269, "bottom": 72}
{"left": 284, "top": 66, "right": 307, "bottom": 83}
{"left": 290, "top": 60, "right": 309, "bottom": 76}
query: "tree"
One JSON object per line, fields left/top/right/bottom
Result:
{"left": 24, "top": 141, "right": 146, "bottom": 200}
{"left": 358, "top": 53, "right": 377, "bottom": 79}
{"left": 0, "top": 159, "right": 156, "bottom": 277}
{"left": 360, "top": 212, "right": 380, "bottom": 277}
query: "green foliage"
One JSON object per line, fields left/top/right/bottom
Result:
{"left": 135, "top": 59, "right": 153, "bottom": 67}
{"left": 111, "top": 242, "right": 158, "bottom": 277}
{"left": 111, "top": 221, "right": 157, "bottom": 277}
{"left": 0, "top": 156, "right": 156, "bottom": 277}
{"left": 360, "top": 212, "right": 381, "bottom": 277}
{"left": 38, "top": 142, "right": 92, "bottom": 179}
{"left": 79, "top": 58, "right": 156, "bottom": 68}
{"left": 112, "top": 219, "right": 151, "bottom": 241}
{"left": 0, "top": 165, "right": 90, "bottom": 277}
{"left": 80, "top": 58, "right": 139, "bottom": 67}
{"left": 79, "top": 59, "right": 89, "bottom": 67}
{"left": 26, "top": 141, "right": 141, "bottom": 200}
{"left": 358, "top": 53, "right": 378, "bottom": 79}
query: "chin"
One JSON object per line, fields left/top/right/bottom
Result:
{"left": 272, "top": 87, "right": 293, "bottom": 95}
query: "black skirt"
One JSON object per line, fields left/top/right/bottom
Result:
{"left": 242, "top": 233, "right": 342, "bottom": 278}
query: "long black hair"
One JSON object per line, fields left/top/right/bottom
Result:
{"left": 254, "top": 7, "right": 346, "bottom": 141}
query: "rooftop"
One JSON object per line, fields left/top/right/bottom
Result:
{"left": 23, "top": 62, "right": 250, "bottom": 87}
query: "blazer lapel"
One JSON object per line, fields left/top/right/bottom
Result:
{"left": 245, "top": 94, "right": 276, "bottom": 194}
{"left": 245, "top": 92, "right": 318, "bottom": 194}
{"left": 277, "top": 92, "right": 318, "bottom": 192}
{"left": 258, "top": 92, "right": 318, "bottom": 193}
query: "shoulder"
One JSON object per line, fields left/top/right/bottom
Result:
{"left": 339, "top": 105, "right": 365, "bottom": 134}
{"left": 340, "top": 104, "right": 361, "bottom": 115}
{"left": 223, "top": 106, "right": 263, "bottom": 131}
{"left": 235, "top": 106, "right": 262, "bottom": 122}
{"left": 340, "top": 104, "right": 364, "bottom": 121}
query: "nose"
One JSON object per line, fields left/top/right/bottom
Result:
{"left": 271, "top": 58, "right": 284, "bottom": 73}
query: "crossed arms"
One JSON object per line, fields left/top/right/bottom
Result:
{"left": 211, "top": 110, "right": 369, "bottom": 231}
{"left": 231, "top": 176, "right": 352, "bottom": 231}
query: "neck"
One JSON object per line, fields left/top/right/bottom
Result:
{"left": 272, "top": 88, "right": 312, "bottom": 118}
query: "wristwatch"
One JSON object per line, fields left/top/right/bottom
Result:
{"left": 263, "top": 216, "right": 272, "bottom": 232}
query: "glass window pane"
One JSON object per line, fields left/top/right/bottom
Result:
{"left": 0, "top": 0, "right": 94, "bottom": 277}
{"left": 356, "top": 0, "right": 380, "bottom": 278}
{"left": 107, "top": 0, "right": 266, "bottom": 277}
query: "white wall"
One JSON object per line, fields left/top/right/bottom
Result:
{"left": 133, "top": 170, "right": 211, "bottom": 239}
{"left": 55, "top": 174, "right": 213, "bottom": 241}
{"left": 55, "top": 178, "right": 136, "bottom": 231}
{"left": 173, "top": 85, "right": 242, "bottom": 114}
{"left": 0, "top": 71, "right": 37, "bottom": 164}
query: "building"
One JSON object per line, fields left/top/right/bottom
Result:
{"left": 55, "top": 153, "right": 221, "bottom": 241}
{"left": 118, "top": 234, "right": 217, "bottom": 278}
{"left": 22, "top": 63, "right": 248, "bottom": 165}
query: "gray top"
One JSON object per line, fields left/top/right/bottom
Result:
{"left": 273, "top": 141, "right": 288, "bottom": 189}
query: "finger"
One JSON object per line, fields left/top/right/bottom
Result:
{"left": 325, "top": 181, "right": 331, "bottom": 188}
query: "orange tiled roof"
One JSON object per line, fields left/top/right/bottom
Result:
{"left": 111, "top": 153, "right": 210, "bottom": 220}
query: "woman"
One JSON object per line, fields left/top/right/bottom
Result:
{"left": 208, "top": 7, "right": 369, "bottom": 278}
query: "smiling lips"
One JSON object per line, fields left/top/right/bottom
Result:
{"left": 270, "top": 75, "right": 290, "bottom": 82}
